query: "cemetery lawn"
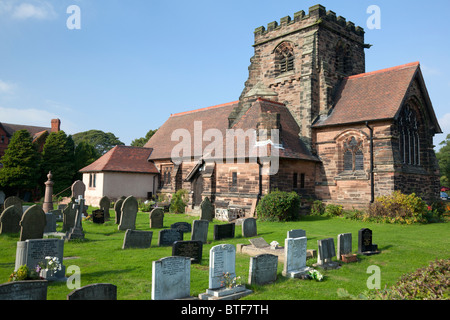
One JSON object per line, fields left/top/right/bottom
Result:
{"left": 0, "top": 208, "right": 448, "bottom": 300}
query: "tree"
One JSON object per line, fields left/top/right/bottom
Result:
{"left": 0, "top": 130, "right": 41, "bottom": 195}
{"left": 131, "top": 129, "right": 157, "bottom": 147}
{"left": 41, "top": 131, "right": 76, "bottom": 196}
{"left": 436, "top": 134, "right": 450, "bottom": 188}
{"left": 72, "top": 130, "right": 124, "bottom": 155}
{"left": 73, "top": 141, "right": 100, "bottom": 180}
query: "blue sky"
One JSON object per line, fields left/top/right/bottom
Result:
{"left": 0, "top": 0, "right": 449, "bottom": 150}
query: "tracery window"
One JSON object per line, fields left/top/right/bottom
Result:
{"left": 398, "top": 105, "right": 420, "bottom": 165}
{"left": 274, "top": 42, "right": 294, "bottom": 75}
{"left": 343, "top": 136, "right": 364, "bottom": 171}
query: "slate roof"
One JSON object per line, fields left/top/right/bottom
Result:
{"left": 79, "top": 145, "right": 159, "bottom": 174}
{"left": 1, "top": 123, "right": 52, "bottom": 142}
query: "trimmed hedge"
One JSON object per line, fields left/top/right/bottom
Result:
{"left": 256, "top": 190, "right": 301, "bottom": 221}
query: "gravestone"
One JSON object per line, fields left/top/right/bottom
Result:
{"left": 44, "top": 212, "right": 56, "bottom": 233}
{"left": 50, "top": 209, "right": 63, "bottom": 222}
{"left": 314, "top": 238, "right": 340, "bottom": 270}
{"left": 15, "top": 238, "right": 66, "bottom": 280}
{"left": 213, "top": 223, "right": 235, "bottom": 240}
{"left": 171, "top": 222, "right": 191, "bottom": 233}
{"left": 287, "top": 229, "right": 306, "bottom": 239}
{"left": 152, "top": 256, "right": 191, "bottom": 300}
{"left": 92, "top": 209, "right": 105, "bottom": 224}
{"left": 248, "top": 254, "right": 278, "bottom": 286}
{"left": 99, "top": 196, "right": 111, "bottom": 221}
{"left": 0, "top": 280, "right": 48, "bottom": 300}
{"left": 42, "top": 172, "right": 54, "bottom": 213}
{"left": 282, "top": 236, "right": 311, "bottom": 278}
{"left": 208, "top": 244, "right": 236, "bottom": 290}
{"left": 71, "top": 180, "right": 85, "bottom": 199}
{"left": 4, "top": 196, "right": 23, "bottom": 217}
{"left": 67, "top": 284, "right": 117, "bottom": 300}
{"left": 241, "top": 218, "right": 257, "bottom": 237}
{"left": 122, "top": 229, "right": 153, "bottom": 249}
{"left": 172, "top": 240, "right": 203, "bottom": 263}
{"left": 337, "top": 233, "right": 353, "bottom": 260}
{"left": 62, "top": 198, "right": 77, "bottom": 232}
{"left": 114, "top": 197, "right": 125, "bottom": 224}
{"left": 200, "top": 197, "right": 214, "bottom": 221}
{"left": 249, "top": 237, "right": 270, "bottom": 249}
{"left": 19, "top": 205, "right": 46, "bottom": 241}
{"left": 66, "top": 196, "right": 86, "bottom": 241}
{"left": 0, "top": 205, "right": 21, "bottom": 234}
{"left": 118, "top": 196, "right": 138, "bottom": 231}
{"left": 149, "top": 207, "right": 164, "bottom": 228}
{"left": 158, "top": 229, "right": 183, "bottom": 246}
{"left": 358, "top": 228, "right": 380, "bottom": 255}
{"left": 191, "top": 220, "right": 209, "bottom": 244}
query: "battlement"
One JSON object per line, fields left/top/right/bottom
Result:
{"left": 254, "top": 4, "right": 364, "bottom": 42}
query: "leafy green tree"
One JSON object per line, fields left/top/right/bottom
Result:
{"left": 73, "top": 141, "right": 100, "bottom": 180}
{"left": 131, "top": 129, "right": 157, "bottom": 147}
{"left": 0, "top": 130, "right": 41, "bottom": 195}
{"left": 436, "top": 134, "right": 450, "bottom": 188}
{"left": 41, "top": 131, "right": 76, "bottom": 195}
{"left": 72, "top": 130, "right": 124, "bottom": 155}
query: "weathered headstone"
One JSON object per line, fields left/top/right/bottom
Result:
{"left": 171, "top": 222, "right": 191, "bottom": 233}
{"left": 99, "top": 196, "right": 111, "bottom": 221}
{"left": 172, "top": 240, "right": 203, "bottom": 263}
{"left": 0, "top": 205, "right": 21, "bottom": 234}
{"left": 200, "top": 197, "right": 214, "bottom": 221}
{"left": 67, "top": 284, "right": 117, "bottom": 300}
{"left": 62, "top": 198, "right": 77, "bottom": 232}
{"left": 314, "top": 238, "right": 340, "bottom": 270}
{"left": 149, "top": 207, "right": 164, "bottom": 229}
{"left": 208, "top": 244, "right": 236, "bottom": 290}
{"left": 152, "top": 256, "right": 191, "bottom": 300}
{"left": 0, "top": 280, "right": 48, "bottom": 300}
{"left": 249, "top": 237, "right": 270, "bottom": 249}
{"left": 92, "top": 209, "right": 105, "bottom": 224}
{"left": 114, "top": 197, "right": 125, "bottom": 224}
{"left": 358, "top": 228, "right": 380, "bottom": 255}
{"left": 337, "top": 233, "right": 353, "bottom": 260}
{"left": 122, "top": 229, "right": 153, "bottom": 249}
{"left": 44, "top": 212, "right": 56, "bottom": 233}
{"left": 118, "top": 196, "right": 138, "bottom": 231}
{"left": 4, "top": 196, "right": 23, "bottom": 217}
{"left": 158, "top": 229, "right": 183, "bottom": 246}
{"left": 15, "top": 238, "right": 66, "bottom": 280}
{"left": 19, "top": 205, "right": 46, "bottom": 241}
{"left": 282, "top": 236, "right": 311, "bottom": 278}
{"left": 50, "top": 209, "right": 63, "bottom": 222}
{"left": 42, "top": 171, "right": 54, "bottom": 213}
{"left": 248, "top": 254, "right": 278, "bottom": 286}
{"left": 287, "top": 229, "right": 306, "bottom": 239}
{"left": 71, "top": 180, "right": 85, "bottom": 199}
{"left": 190, "top": 220, "right": 209, "bottom": 244}
{"left": 241, "top": 218, "right": 257, "bottom": 237}
{"left": 66, "top": 196, "right": 86, "bottom": 241}
{"left": 213, "top": 223, "right": 235, "bottom": 240}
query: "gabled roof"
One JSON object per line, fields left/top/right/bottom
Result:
{"left": 1, "top": 123, "right": 52, "bottom": 138}
{"left": 79, "top": 145, "right": 158, "bottom": 174}
{"left": 313, "top": 61, "right": 442, "bottom": 133}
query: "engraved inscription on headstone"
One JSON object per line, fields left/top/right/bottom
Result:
{"left": 172, "top": 240, "right": 203, "bottom": 263}
{"left": 151, "top": 256, "right": 191, "bottom": 300}
{"left": 248, "top": 254, "right": 278, "bottom": 286}
{"left": 158, "top": 229, "right": 183, "bottom": 246}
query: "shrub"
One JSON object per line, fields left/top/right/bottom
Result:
{"left": 256, "top": 190, "right": 301, "bottom": 221}
{"left": 138, "top": 200, "right": 156, "bottom": 212}
{"left": 324, "top": 204, "right": 343, "bottom": 217}
{"left": 169, "top": 189, "right": 189, "bottom": 213}
{"left": 311, "top": 200, "right": 325, "bottom": 215}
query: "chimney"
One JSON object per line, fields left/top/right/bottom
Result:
{"left": 51, "top": 119, "right": 61, "bottom": 132}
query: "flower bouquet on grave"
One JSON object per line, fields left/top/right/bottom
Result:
{"left": 8, "top": 265, "right": 43, "bottom": 282}
{"left": 215, "top": 272, "right": 246, "bottom": 297}
{"left": 308, "top": 269, "right": 324, "bottom": 282}
{"left": 37, "top": 256, "right": 62, "bottom": 281}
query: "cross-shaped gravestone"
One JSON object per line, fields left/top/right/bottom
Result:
{"left": 67, "top": 196, "right": 87, "bottom": 241}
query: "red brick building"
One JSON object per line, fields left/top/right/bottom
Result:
{"left": 144, "top": 4, "right": 441, "bottom": 214}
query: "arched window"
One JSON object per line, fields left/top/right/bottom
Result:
{"left": 274, "top": 42, "right": 294, "bottom": 75}
{"left": 343, "top": 136, "right": 364, "bottom": 171}
{"left": 398, "top": 105, "right": 420, "bottom": 165}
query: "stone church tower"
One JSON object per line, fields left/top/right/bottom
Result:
{"left": 230, "top": 4, "right": 367, "bottom": 150}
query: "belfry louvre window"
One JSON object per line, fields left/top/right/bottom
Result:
{"left": 275, "top": 42, "right": 294, "bottom": 75}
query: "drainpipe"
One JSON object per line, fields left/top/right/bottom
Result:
{"left": 365, "top": 122, "right": 375, "bottom": 203}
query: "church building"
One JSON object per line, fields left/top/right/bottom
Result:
{"left": 144, "top": 4, "right": 442, "bottom": 215}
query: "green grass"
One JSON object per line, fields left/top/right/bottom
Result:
{"left": 0, "top": 207, "right": 448, "bottom": 300}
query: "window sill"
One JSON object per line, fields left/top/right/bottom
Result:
{"left": 335, "top": 171, "right": 368, "bottom": 180}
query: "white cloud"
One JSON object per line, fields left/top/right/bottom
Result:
{"left": 0, "top": 80, "right": 15, "bottom": 94}
{"left": 0, "top": 0, "right": 57, "bottom": 20}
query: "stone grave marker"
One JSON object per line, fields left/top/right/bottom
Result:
{"left": 171, "top": 221, "right": 191, "bottom": 233}
{"left": 287, "top": 229, "right": 306, "bottom": 238}
{"left": 248, "top": 253, "right": 278, "bottom": 286}
{"left": 0, "top": 280, "right": 48, "bottom": 300}
{"left": 44, "top": 212, "right": 56, "bottom": 233}
{"left": 66, "top": 196, "right": 86, "bottom": 241}
{"left": 62, "top": 198, "right": 76, "bottom": 232}
{"left": 71, "top": 180, "right": 85, "bottom": 199}
{"left": 282, "top": 236, "right": 311, "bottom": 278}
{"left": 19, "top": 205, "right": 46, "bottom": 241}
{"left": 67, "top": 283, "right": 117, "bottom": 300}
{"left": 213, "top": 223, "right": 235, "bottom": 240}
{"left": 0, "top": 205, "right": 21, "bottom": 234}
{"left": 172, "top": 240, "right": 203, "bottom": 263}
{"left": 99, "top": 196, "right": 111, "bottom": 221}
{"left": 92, "top": 209, "right": 105, "bottom": 224}
{"left": 50, "top": 209, "right": 63, "bottom": 222}
{"left": 114, "top": 197, "right": 125, "bottom": 224}
{"left": 242, "top": 218, "right": 257, "bottom": 237}
{"left": 191, "top": 220, "right": 209, "bottom": 244}
{"left": 314, "top": 238, "right": 340, "bottom": 270}
{"left": 249, "top": 237, "right": 270, "bottom": 249}
{"left": 122, "top": 229, "right": 153, "bottom": 249}
{"left": 200, "top": 197, "right": 214, "bottom": 221}
{"left": 15, "top": 238, "right": 66, "bottom": 280}
{"left": 152, "top": 256, "right": 191, "bottom": 300}
{"left": 4, "top": 196, "right": 23, "bottom": 217}
{"left": 337, "top": 233, "right": 355, "bottom": 261}
{"left": 358, "top": 228, "right": 380, "bottom": 255}
{"left": 149, "top": 207, "right": 164, "bottom": 228}
{"left": 158, "top": 229, "right": 183, "bottom": 246}
{"left": 118, "top": 196, "right": 138, "bottom": 231}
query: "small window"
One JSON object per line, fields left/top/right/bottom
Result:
{"left": 232, "top": 172, "right": 237, "bottom": 187}
{"left": 300, "top": 173, "right": 305, "bottom": 189}
{"left": 89, "top": 173, "right": 96, "bottom": 188}
{"left": 275, "top": 42, "right": 295, "bottom": 76}
{"left": 343, "top": 136, "right": 364, "bottom": 172}
{"left": 293, "top": 173, "right": 298, "bottom": 189}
